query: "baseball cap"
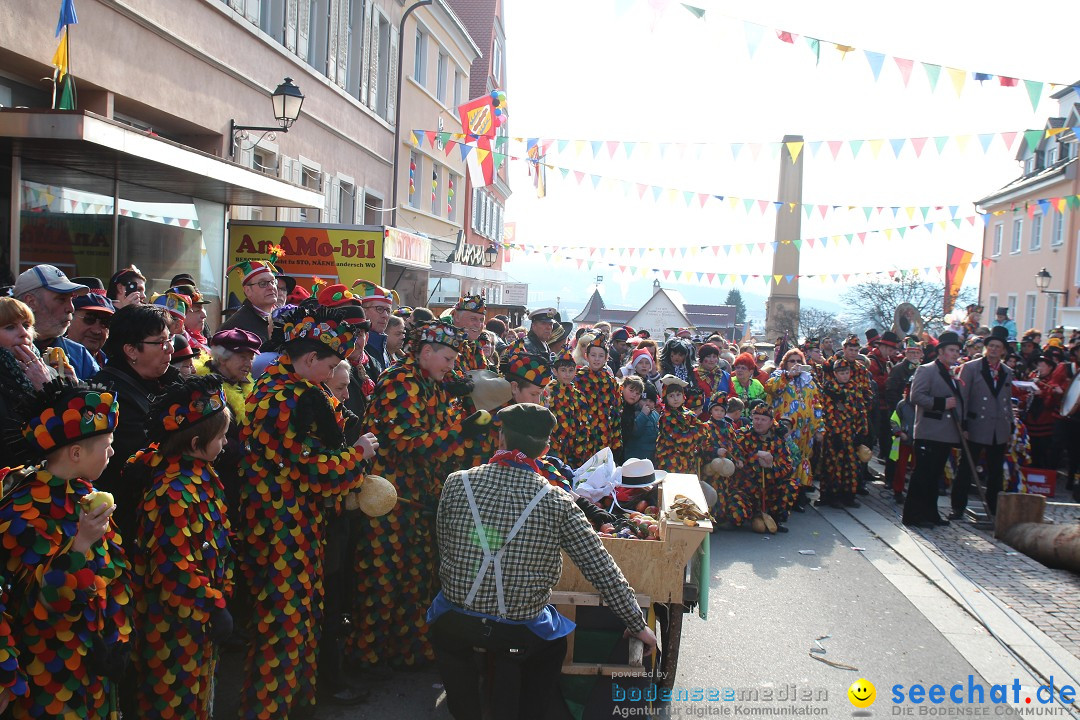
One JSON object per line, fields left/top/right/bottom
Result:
{"left": 13, "top": 265, "right": 89, "bottom": 298}
{"left": 73, "top": 293, "right": 115, "bottom": 314}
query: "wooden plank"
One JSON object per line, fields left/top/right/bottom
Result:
{"left": 550, "top": 592, "right": 650, "bottom": 607}
{"left": 560, "top": 663, "right": 647, "bottom": 676}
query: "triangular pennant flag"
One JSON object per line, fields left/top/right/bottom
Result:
{"left": 590, "top": 140, "right": 603, "bottom": 158}
{"left": 1000, "top": 131, "right": 1017, "bottom": 150}
{"left": 573, "top": 170, "right": 586, "bottom": 184}
{"left": 773, "top": 274, "right": 783, "bottom": 284}
{"left": 849, "top": 139, "right": 864, "bottom": 158}
{"left": 573, "top": 140, "right": 587, "bottom": 156}
{"left": 933, "top": 136, "right": 949, "bottom": 155}
{"left": 1023, "top": 129, "right": 1042, "bottom": 152}
{"left": 864, "top": 50, "right": 886, "bottom": 81}
{"left": 410, "top": 131, "right": 421, "bottom": 147}
{"left": 557, "top": 139, "right": 570, "bottom": 154}
{"left": 1024, "top": 80, "right": 1043, "bottom": 112}
{"left": 558, "top": 167, "right": 570, "bottom": 180}
{"left": 785, "top": 275, "right": 795, "bottom": 283}
{"left": 805, "top": 37, "right": 820, "bottom": 65}
{"left": 744, "top": 21, "right": 763, "bottom": 58}
{"left": 636, "top": 183, "right": 648, "bottom": 199}
{"left": 652, "top": 186, "right": 663, "bottom": 201}
{"left": 868, "top": 138, "right": 884, "bottom": 159}
{"left": 955, "top": 134, "right": 971, "bottom": 153}
{"left": 910, "top": 137, "right": 927, "bottom": 158}
{"left": 605, "top": 140, "right": 620, "bottom": 159}
{"left": 827, "top": 140, "right": 842, "bottom": 159}
{"left": 978, "top": 133, "right": 994, "bottom": 153}
{"left": 730, "top": 143, "right": 743, "bottom": 160}
{"left": 697, "top": 193, "right": 709, "bottom": 208}
{"left": 785, "top": 140, "right": 804, "bottom": 164}
{"left": 894, "top": 57, "right": 914, "bottom": 87}
{"left": 923, "top": 62, "right": 941, "bottom": 91}
{"left": 425, "top": 130, "right": 437, "bottom": 147}
{"left": 945, "top": 67, "right": 966, "bottom": 96}
{"left": 624, "top": 141, "right": 636, "bottom": 158}
{"left": 889, "top": 138, "right": 906, "bottom": 158}
{"left": 590, "top": 174, "right": 602, "bottom": 189}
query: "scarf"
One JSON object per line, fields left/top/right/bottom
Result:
{"left": 490, "top": 449, "right": 542, "bottom": 475}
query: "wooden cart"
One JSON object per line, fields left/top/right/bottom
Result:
{"left": 553, "top": 473, "right": 711, "bottom": 688}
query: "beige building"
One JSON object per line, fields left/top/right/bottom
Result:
{"left": 394, "top": 1, "right": 479, "bottom": 303}
{"left": 0, "top": 0, "right": 474, "bottom": 315}
{"left": 976, "top": 85, "right": 1080, "bottom": 333}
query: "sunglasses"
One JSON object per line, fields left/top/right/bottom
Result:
{"left": 79, "top": 314, "right": 111, "bottom": 328}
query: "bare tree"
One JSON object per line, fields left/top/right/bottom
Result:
{"left": 841, "top": 276, "right": 976, "bottom": 335}
{"left": 799, "top": 306, "right": 850, "bottom": 341}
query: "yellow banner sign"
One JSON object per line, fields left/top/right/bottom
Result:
{"left": 227, "top": 222, "right": 383, "bottom": 305}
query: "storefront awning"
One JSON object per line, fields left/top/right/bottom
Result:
{"left": 0, "top": 110, "right": 322, "bottom": 208}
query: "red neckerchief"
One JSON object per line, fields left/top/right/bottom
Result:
{"left": 490, "top": 449, "right": 542, "bottom": 475}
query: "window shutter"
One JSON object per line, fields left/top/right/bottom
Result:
{"left": 356, "top": 189, "right": 366, "bottom": 224}
{"left": 285, "top": 0, "right": 298, "bottom": 52}
{"left": 471, "top": 188, "right": 479, "bottom": 231}
{"left": 297, "top": 0, "right": 311, "bottom": 62}
{"left": 360, "top": 0, "right": 373, "bottom": 104}
{"left": 291, "top": 159, "right": 304, "bottom": 222}
{"left": 245, "top": 0, "right": 260, "bottom": 25}
{"left": 386, "top": 24, "right": 399, "bottom": 123}
{"left": 335, "top": 0, "right": 349, "bottom": 89}
{"left": 326, "top": 1, "right": 339, "bottom": 83}
{"left": 326, "top": 175, "right": 337, "bottom": 223}
{"left": 367, "top": 9, "right": 380, "bottom": 112}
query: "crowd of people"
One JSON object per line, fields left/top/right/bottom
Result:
{"left": 0, "top": 259, "right": 1077, "bottom": 718}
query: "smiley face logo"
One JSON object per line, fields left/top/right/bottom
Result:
{"left": 848, "top": 678, "right": 876, "bottom": 709}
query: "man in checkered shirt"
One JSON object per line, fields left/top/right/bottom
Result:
{"left": 429, "top": 402, "right": 657, "bottom": 719}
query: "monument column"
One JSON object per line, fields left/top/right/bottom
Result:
{"left": 765, "top": 134, "right": 804, "bottom": 340}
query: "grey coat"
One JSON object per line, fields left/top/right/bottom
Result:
{"left": 911, "top": 360, "right": 964, "bottom": 444}
{"left": 957, "top": 358, "right": 1014, "bottom": 446}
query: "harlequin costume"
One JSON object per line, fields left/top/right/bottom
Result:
{"left": 350, "top": 319, "right": 469, "bottom": 669}
{"left": 236, "top": 306, "right": 367, "bottom": 719}
{"left": 445, "top": 295, "right": 491, "bottom": 408}
{"left": 764, "top": 365, "right": 823, "bottom": 491}
{"left": 129, "top": 376, "right": 234, "bottom": 719}
{"left": 546, "top": 348, "right": 588, "bottom": 467}
{"left": 0, "top": 379, "right": 132, "bottom": 719}
{"left": 688, "top": 344, "right": 733, "bottom": 418}
{"left": 816, "top": 358, "right": 864, "bottom": 506}
{"left": 655, "top": 377, "right": 709, "bottom": 474}
{"left": 703, "top": 395, "right": 739, "bottom": 515}
{"left": 575, "top": 335, "right": 623, "bottom": 458}
{"left": 727, "top": 406, "right": 798, "bottom": 527}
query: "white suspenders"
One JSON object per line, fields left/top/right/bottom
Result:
{"left": 461, "top": 470, "right": 551, "bottom": 617}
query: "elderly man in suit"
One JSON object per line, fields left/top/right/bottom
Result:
{"left": 950, "top": 325, "right": 1013, "bottom": 519}
{"left": 902, "top": 331, "right": 964, "bottom": 528}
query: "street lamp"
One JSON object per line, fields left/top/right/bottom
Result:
{"left": 484, "top": 243, "right": 500, "bottom": 267}
{"left": 391, "top": 0, "right": 436, "bottom": 228}
{"left": 1035, "top": 268, "right": 1068, "bottom": 297}
{"left": 229, "top": 77, "right": 305, "bottom": 158}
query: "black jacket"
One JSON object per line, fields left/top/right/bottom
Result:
{"left": 220, "top": 300, "right": 272, "bottom": 348}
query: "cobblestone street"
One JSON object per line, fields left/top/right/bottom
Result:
{"left": 859, "top": 471, "right": 1080, "bottom": 658}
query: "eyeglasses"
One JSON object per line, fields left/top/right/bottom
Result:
{"left": 135, "top": 336, "right": 173, "bottom": 351}
{"left": 245, "top": 279, "right": 276, "bottom": 289}
{"left": 370, "top": 306, "right": 392, "bottom": 316}
{"left": 79, "top": 314, "right": 111, "bottom": 328}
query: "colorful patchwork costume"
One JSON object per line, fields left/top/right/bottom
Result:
{"left": 129, "top": 377, "right": 235, "bottom": 719}
{"left": 727, "top": 409, "right": 799, "bottom": 526}
{"left": 237, "top": 308, "right": 367, "bottom": 719}
{"left": 816, "top": 358, "right": 865, "bottom": 504}
{"left": 575, "top": 337, "right": 623, "bottom": 458}
{"left": 351, "top": 320, "right": 469, "bottom": 668}
{"left": 655, "top": 404, "right": 709, "bottom": 474}
{"left": 0, "top": 380, "right": 131, "bottom": 719}
{"left": 765, "top": 368, "right": 823, "bottom": 490}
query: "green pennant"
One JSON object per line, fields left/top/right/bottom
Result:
{"left": 863, "top": 206, "right": 872, "bottom": 221}
{"left": 849, "top": 139, "right": 863, "bottom": 158}
{"left": 845, "top": 234, "right": 854, "bottom": 245}
{"left": 897, "top": 227, "right": 907, "bottom": 238}
{"left": 437, "top": 131, "right": 452, "bottom": 146}
{"left": 792, "top": 239, "right": 802, "bottom": 250}
{"left": 805, "top": 37, "right": 820, "bottom": 65}
{"left": 1024, "top": 80, "right": 1044, "bottom": 112}
{"left": 934, "top": 136, "right": 949, "bottom": 154}
{"left": 681, "top": 4, "right": 706, "bottom": 18}
{"left": 922, "top": 63, "right": 941, "bottom": 92}
{"left": 1066, "top": 195, "right": 1080, "bottom": 210}
{"left": 1023, "top": 129, "right": 1043, "bottom": 153}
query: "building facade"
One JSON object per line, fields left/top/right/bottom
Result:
{"left": 0, "top": 0, "right": 477, "bottom": 315}
{"left": 976, "top": 85, "right": 1080, "bottom": 333}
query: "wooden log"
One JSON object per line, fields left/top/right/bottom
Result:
{"left": 1002, "top": 523, "right": 1080, "bottom": 571}
{"left": 994, "top": 492, "right": 1046, "bottom": 539}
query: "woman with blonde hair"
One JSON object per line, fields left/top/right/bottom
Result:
{"left": 0, "top": 297, "right": 53, "bottom": 422}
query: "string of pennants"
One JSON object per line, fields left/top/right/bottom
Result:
{"left": 664, "top": 3, "right": 1076, "bottom": 111}
{"left": 21, "top": 184, "right": 201, "bottom": 229}
{"left": 511, "top": 247, "right": 993, "bottom": 288}
{"left": 411, "top": 133, "right": 1080, "bottom": 219}
{"left": 431, "top": 128, "right": 1071, "bottom": 165}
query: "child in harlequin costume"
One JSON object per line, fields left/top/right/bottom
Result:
{"left": 575, "top": 334, "right": 623, "bottom": 459}
{"left": 546, "top": 347, "right": 587, "bottom": 467}
{"left": 816, "top": 357, "right": 864, "bottom": 508}
{"left": 129, "top": 375, "right": 234, "bottom": 719}
{"left": 727, "top": 402, "right": 799, "bottom": 531}
{"left": 0, "top": 378, "right": 131, "bottom": 719}
{"left": 703, "top": 393, "right": 738, "bottom": 517}
{"left": 962, "top": 304, "right": 983, "bottom": 340}
{"left": 730, "top": 353, "right": 766, "bottom": 416}
{"left": 765, "top": 348, "right": 823, "bottom": 512}
{"left": 236, "top": 305, "right": 378, "bottom": 719}
{"left": 654, "top": 375, "right": 709, "bottom": 474}
{"left": 689, "top": 343, "right": 733, "bottom": 419}
{"left": 351, "top": 319, "right": 471, "bottom": 669}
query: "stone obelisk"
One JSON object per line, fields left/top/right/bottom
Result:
{"left": 764, "top": 134, "right": 804, "bottom": 340}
